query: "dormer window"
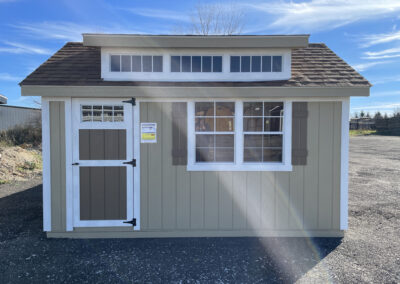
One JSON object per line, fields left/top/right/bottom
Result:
{"left": 230, "top": 56, "right": 282, "bottom": 73}
{"left": 110, "top": 55, "right": 163, "bottom": 72}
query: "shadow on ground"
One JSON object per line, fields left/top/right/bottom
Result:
{"left": 0, "top": 184, "right": 341, "bottom": 283}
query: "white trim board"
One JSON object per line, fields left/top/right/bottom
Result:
{"left": 41, "top": 98, "right": 51, "bottom": 231}
{"left": 340, "top": 98, "right": 350, "bottom": 230}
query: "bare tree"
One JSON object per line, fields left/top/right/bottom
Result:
{"left": 190, "top": 2, "right": 244, "bottom": 35}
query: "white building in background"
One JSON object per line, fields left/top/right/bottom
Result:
{"left": 0, "top": 94, "right": 41, "bottom": 131}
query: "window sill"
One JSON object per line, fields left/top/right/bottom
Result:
{"left": 187, "top": 163, "right": 293, "bottom": 172}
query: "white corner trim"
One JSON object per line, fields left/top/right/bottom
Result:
{"left": 133, "top": 102, "right": 141, "bottom": 230}
{"left": 41, "top": 98, "right": 51, "bottom": 232}
{"left": 65, "top": 98, "right": 73, "bottom": 231}
{"left": 340, "top": 98, "right": 350, "bottom": 230}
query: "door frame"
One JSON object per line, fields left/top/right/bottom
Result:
{"left": 67, "top": 98, "right": 140, "bottom": 230}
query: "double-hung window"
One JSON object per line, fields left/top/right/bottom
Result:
{"left": 188, "top": 100, "right": 292, "bottom": 171}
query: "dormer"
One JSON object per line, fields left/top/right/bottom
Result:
{"left": 83, "top": 34, "right": 309, "bottom": 82}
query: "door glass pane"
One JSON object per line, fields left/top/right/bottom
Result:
{"left": 202, "top": 56, "right": 212, "bottom": 72}
{"left": 132, "top": 56, "right": 141, "bottom": 72}
{"left": 171, "top": 56, "right": 181, "bottom": 72}
{"left": 92, "top": 105, "right": 102, "bottom": 122}
{"left": 182, "top": 56, "right": 191, "bottom": 72}
{"left": 212, "top": 56, "right": 222, "bottom": 72}
{"left": 192, "top": 56, "right": 201, "bottom": 72}
{"left": 262, "top": 56, "right": 271, "bottom": 72}
{"left": 153, "top": 56, "right": 163, "bottom": 72}
{"left": 110, "top": 55, "right": 120, "bottom": 72}
{"left": 113, "top": 105, "right": 124, "bottom": 122}
{"left": 244, "top": 102, "right": 263, "bottom": 116}
{"left": 243, "top": 118, "right": 263, "bottom": 131}
{"left": 230, "top": 56, "right": 240, "bottom": 72}
{"left": 121, "top": 55, "right": 131, "bottom": 72}
{"left": 241, "top": 56, "right": 250, "bottom": 72}
{"left": 81, "top": 105, "right": 92, "bottom": 122}
{"left": 103, "top": 106, "right": 113, "bottom": 122}
{"left": 195, "top": 118, "right": 214, "bottom": 131}
{"left": 142, "top": 56, "right": 152, "bottom": 72}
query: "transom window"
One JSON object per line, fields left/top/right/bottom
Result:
{"left": 230, "top": 56, "right": 282, "bottom": 73}
{"left": 81, "top": 105, "right": 124, "bottom": 122}
{"left": 195, "top": 102, "right": 235, "bottom": 162}
{"left": 188, "top": 100, "right": 292, "bottom": 171}
{"left": 243, "top": 102, "right": 283, "bottom": 162}
{"left": 110, "top": 55, "right": 163, "bottom": 72}
{"left": 171, "top": 56, "right": 222, "bottom": 73}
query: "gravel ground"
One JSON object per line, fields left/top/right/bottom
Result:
{"left": 0, "top": 136, "right": 399, "bottom": 283}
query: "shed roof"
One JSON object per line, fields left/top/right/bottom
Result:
{"left": 20, "top": 42, "right": 371, "bottom": 88}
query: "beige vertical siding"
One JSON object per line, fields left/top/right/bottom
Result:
{"left": 140, "top": 102, "right": 342, "bottom": 234}
{"left": 49, "top": 101, "right": 66, "bottom": 232}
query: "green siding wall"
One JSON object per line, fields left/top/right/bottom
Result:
{"left": 140, "top": 102, "right": 342, "bottom": 233}
{"left": 49, "top": 101, "right": 66, "bottom": 232}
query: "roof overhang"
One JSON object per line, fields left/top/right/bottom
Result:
{"left": 82, "top": 34, "right": 310, "bottom": 49}
{"left": 0, "top": 94, "right": 7, "bottom": 104}
{"left": 21, "top": 85, "right": 370, "bottom": 98}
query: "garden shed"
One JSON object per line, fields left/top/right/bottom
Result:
{"left": 20, "top": 34, "right": 370, "bottom": 238}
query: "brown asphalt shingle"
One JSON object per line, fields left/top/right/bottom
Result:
{"left": 20, "top": 42, "right": 371, "bottom": 87}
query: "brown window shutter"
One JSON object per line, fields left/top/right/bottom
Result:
{"left": 292, "top": 102, "right": 308, "bottom": 165}
{"left": 172, "top": 102, "right": 188, "bottom": 165}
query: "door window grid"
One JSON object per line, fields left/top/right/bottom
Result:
{"left": 81, "top": 105, "right": 124, "bottom": 122}
{"left": 194, "top": 102, "right": 235, "bottom": 162}
{"left": 243, "top": 102, "right": 284, "bottom": 162}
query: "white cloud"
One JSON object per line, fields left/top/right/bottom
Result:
{"left": 124, "top": 8, "right": 191, "bottom": 22}
{"left": 0, "top": 41, "right": 52, "bottom": 55}
{"left": 0, "top": 73, "right": 23, "bottom": 81}
{"left": 11, "top": 22, "right": 147, "bottom": 42}
{"left": 359, "top": 30, "right": 400, "bottom": 48}
{"left": 246, "top": 0, "right": 400, "bottom": 33}
{"left": 352, "top": 60, "right": 392, "bottom": 72}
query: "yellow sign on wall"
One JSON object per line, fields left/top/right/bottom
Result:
{"left": 141, "top": 123, "right": 157, "bottom": 143}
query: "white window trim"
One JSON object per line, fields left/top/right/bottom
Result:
{"left": 187, "top": 100, "right": 292, "bottom": 171}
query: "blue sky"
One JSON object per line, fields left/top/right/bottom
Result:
{"left": 1, "top": 0, "right": 400, "bottom": 116}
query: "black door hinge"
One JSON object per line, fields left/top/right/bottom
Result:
{"left": 123, "top": 159, "right": 136, "bottom": 167}
{"left": 122, "top": 98, "right": 136, "bottom": 106}
{"left": 123, "top": 218, "right": 136, "bottom": 227}
{"left": 72, "top": 162, "right": 79, "bottom": 166}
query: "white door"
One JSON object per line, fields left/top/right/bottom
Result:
{"left": 72, "top": 98, "right": 134, "bottom": 227}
